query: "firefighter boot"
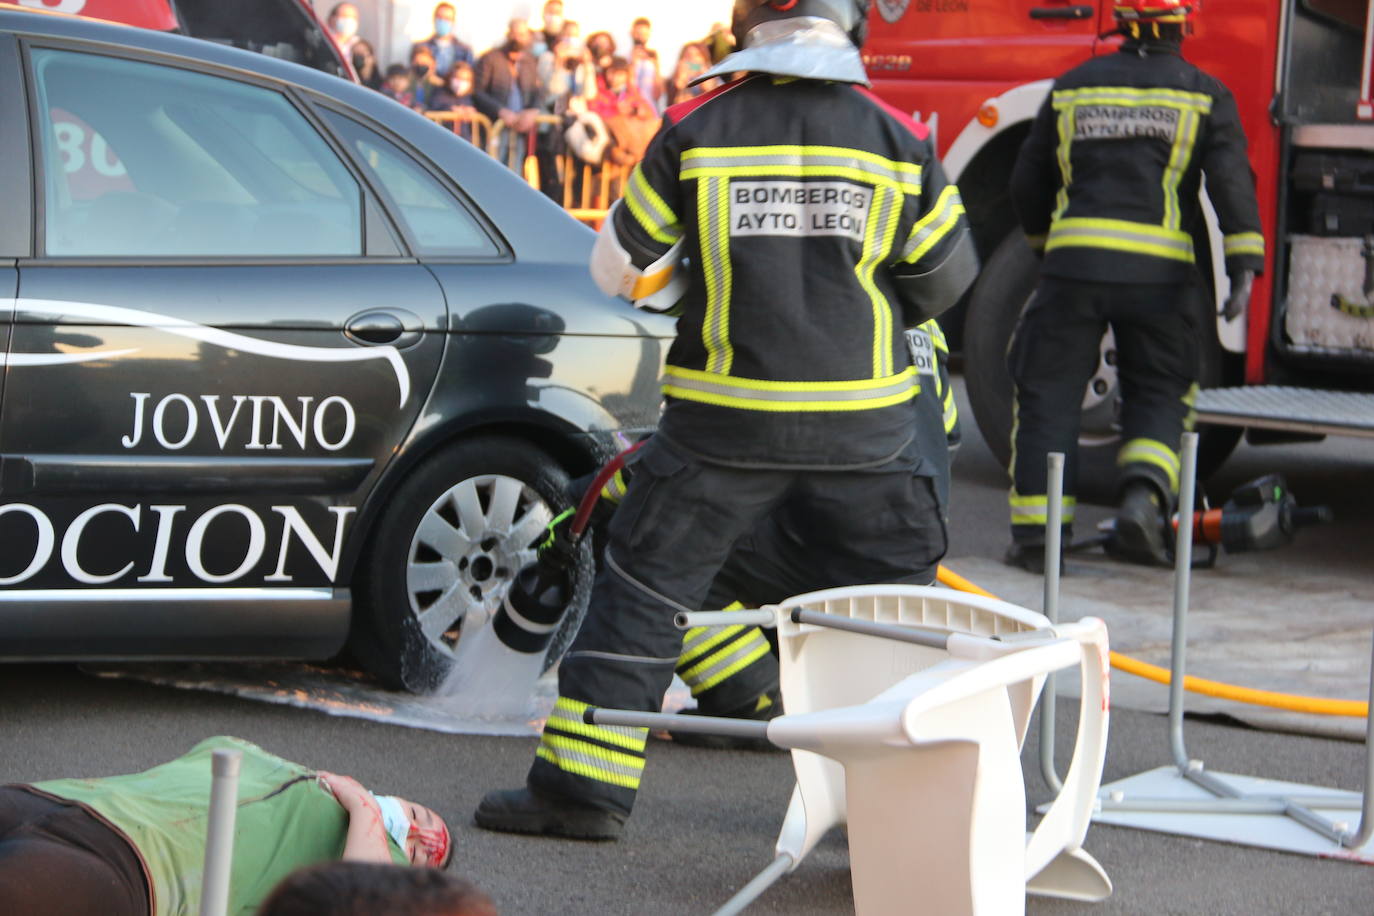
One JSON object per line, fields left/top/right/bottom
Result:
{"left": 669, "top": 689, "right": 783, "bottom": 753}
{"left": 1108, "top": 482, "right": 1170, "bottom": 566}
{"left": 473, "top": 786, "right": 626, "bottom": 840}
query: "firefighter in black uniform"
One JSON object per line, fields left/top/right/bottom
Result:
{"left": 1006, "top": 0, "right": 1265, "bottom": 570}
{"left": 474, "top": 0, "right": 979, "bottom": 840}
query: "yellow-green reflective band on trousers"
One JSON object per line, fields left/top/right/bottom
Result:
{"left": 1051, "top": 86, "right": 1213, "bottom": 113}
{"left": 699, "top": 175, "right": 734, "bottom": 374}
{"left": 624, "top": 167, "right": 683, "bottom": 245}
{"left": 1117, "top": 437, "right": 1180, "bottom": 492}
{"left": 857, "top": 186, "right": 903, "bottom": 377}
{"left": 679, "top": 145, "right": 922, "bottom": 195}
{"left": 679, "top": 627, "right": 771, "bottom": 696}
{"left": 1046, "top": 218, "right": 1194, "bottom": 262}
{"left": 1223, "top": 232, "right": 1265, "bottom": 258}
{"left": 1183, "top": 382, "right": 1199, "bottom": 432}
{"left": 662, "top": 365, "right": 918, "bottom": 413}
{"left": 1009, "top": 492, "right": 1078, "bottom": 526}
{"left": 537, "top": 697, "right": 647, "bottom": 790}
{"left": 901, "top": 186, "right": 966, "bottom": 266}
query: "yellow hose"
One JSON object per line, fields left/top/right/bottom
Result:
{"left": 936, "top": 565, "right": 1370, "bottom": 718}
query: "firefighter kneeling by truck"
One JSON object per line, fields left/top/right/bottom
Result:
{"left": 1004, "top": 0, "right": 1265, "bottom": 572}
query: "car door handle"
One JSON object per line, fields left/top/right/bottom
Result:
{"left": 1029, "top": 4, "right": 1094, "bottom": 18}
{"left": 345, "top": 309, "right": 429, "bottom": 350}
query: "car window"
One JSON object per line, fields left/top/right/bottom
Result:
{"left": 322, "top": 110, "right": 498, "bottom": 258}
{"left": 32, "top": 48, "right": 362, "bottom": 258}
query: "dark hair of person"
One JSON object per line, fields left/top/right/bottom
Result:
{"left": 257, "top": 863, "right": 495, "bottom": 916}
{"left": 633, "top": 17, "right": 651, "bottom": 29}
{"left": 384, "top": 63, "right": 409, "bottom": 79}
{"left": 606, "top": 56, "right": 631, "bottom": 76}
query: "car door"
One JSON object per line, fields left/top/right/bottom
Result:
{"left": 6, "top": 40, "right": 447, "bottom": 652}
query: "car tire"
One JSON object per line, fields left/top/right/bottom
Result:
{"left": 351, "top": 436, "right": 592, "bottom": 693}
{"left": 964, "top": 232, "right": 1241, "bottom": 501}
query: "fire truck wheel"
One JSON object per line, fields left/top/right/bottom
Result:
{"left": 350, "top": 436, "right": 593, "bottom": 693}
{"left": 964, "top": 232, "right": 1240, "bottom": 499}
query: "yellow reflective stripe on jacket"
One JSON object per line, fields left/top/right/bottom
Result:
{"left": 1009, "top": 491, "right": 1078, "bottom": 525}
{"left": 680, "top": 145, "right": 923, "bottom": 194}
{"left": 943, "top": 384, "right": 958, "bottom": 434}
{"left": 857, "top": 185, "right": 903, "bottom": 377}
{"left": 1223, "top": 231, "right": 1265, "bottom": 258}
{"left": 1054, "top": 105, "right": 1074, "bottom": 219}
{"left": 1161, "top": 109, "right": 1202, "bottom": 231}
{"left": 1051, "top": 86, "right": 1214, "bottom": 113}
{"left": 624, "top": 166, "right": 683, "bottom": 245}
{"left": 1047, "top": 217, "right": 1194, "bottom": 262}
{"left": 662, "top": 365, "right": 917, "bottom": 412}
{"left": 1117, "top": 437, "right": 1180, "bottom": 491}
{"left": 699, "top": 175, "right": 734, "bottom": 374}
{"left": 900, "top": 186, "right": 966, "bottom": 266}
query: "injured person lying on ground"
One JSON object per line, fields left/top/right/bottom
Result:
{"left": 0, "top": 735, "right": 453, "bottom": 916}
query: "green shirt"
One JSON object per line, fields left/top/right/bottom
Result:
{"left": 33, "top": 736, "right": 405, "bottom": 916}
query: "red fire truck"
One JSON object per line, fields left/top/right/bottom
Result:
{"left": 865, "top": 0, "right": 1374, "bottom": 483}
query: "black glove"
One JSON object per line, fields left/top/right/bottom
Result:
{"left": 1221, "top": 269, "right": 1254, "bottom": 322}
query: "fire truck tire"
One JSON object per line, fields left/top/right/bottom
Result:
{"left": 964, "top": 233, "right": 1240, "bottom": 498}
{"left": 349, "top": 436, "right": 593, "bottom": 693}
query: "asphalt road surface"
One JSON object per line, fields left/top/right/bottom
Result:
{"left": 3, "top": 377, "right": 1372, "bottom": 915}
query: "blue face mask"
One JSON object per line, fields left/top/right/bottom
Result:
{"left": 372, "top": 794, "right": 411, "bottom": 852}
{"left": 434, "top": 19, "right": 453, "bottom": 37}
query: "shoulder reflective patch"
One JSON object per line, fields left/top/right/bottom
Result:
{"left": 730, "top": 180, "right": 871, "bottom": 242}
{"left": 1073, "top": 104, "right": 1180, "bottom": 143}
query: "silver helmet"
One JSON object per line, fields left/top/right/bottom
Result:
{"left": 693, "top": 0, "right": 873, "bottom": 87}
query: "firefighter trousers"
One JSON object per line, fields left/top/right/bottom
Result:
{"left": 1008, "top": 275, "right": 1199, "bottom": 545}
{"left": 528, "top": 434, "right": 947, "bottom": 817}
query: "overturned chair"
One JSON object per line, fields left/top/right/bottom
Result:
{"left": 587, "top": 584, "right": 1112, "bottom": 915}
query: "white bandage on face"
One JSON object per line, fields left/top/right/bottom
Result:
{"left": 373, "top": 794, "right": 411, "bottom": 852}
{"left": 590, "top": 201, "right": 689, "bottom": 313}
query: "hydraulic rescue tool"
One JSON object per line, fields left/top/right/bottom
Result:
{"left": 1172, "top": 473, "right": 1331, "bottom": 554}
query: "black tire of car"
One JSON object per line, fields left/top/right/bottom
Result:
{"left": 351, "top": 436, "right": 593, "bottom": 693}
{"left": 963, "top": 232, "right": 1241, "bottom": 501}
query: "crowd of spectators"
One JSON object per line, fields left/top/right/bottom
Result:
{"left": 324, "top": 2, "right": 737, "bottom": 199}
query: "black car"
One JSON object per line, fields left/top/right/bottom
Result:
{"left": 0, "top": 9, "right": 669, "bottom": 691}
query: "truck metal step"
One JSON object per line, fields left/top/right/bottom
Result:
{"left": 1195, "top": 386, "right": 1374, "bottom": 438}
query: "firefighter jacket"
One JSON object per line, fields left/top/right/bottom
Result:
{"left": 1011, "top": 38, "right": 1266, "bottom": 285}
{"left": 613, "top": 74, "right": 978, "bottom": 468}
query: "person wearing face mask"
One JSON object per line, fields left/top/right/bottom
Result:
{"left": 413, "top": 2, "right": 473, "bottom": 81}
{"left": 407, "top": 45, "right": 446, "bottom": 112}
{"left": 0, "top": 736, "right": 453, "bottom": 915}
{"left": 327, "top": 3, "right": 361, "bottom": 59}
{"left": 533, "top": 0, "right": 565, "bottom": 58}
{"left": 474, "top": 18, "right": 547, "bottom": 169}
{"left": 429, "top": 61, "right": 479, "bottom": 142}
{"left": 351, "top": 39, "right": 382, "bottom": 91}
{"left": 539, "top": 20, "right": 595, "bottom": 115}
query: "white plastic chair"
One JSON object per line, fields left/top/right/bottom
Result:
{"left": 753, "top": 585, "right": 1111, "bottom": 914}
